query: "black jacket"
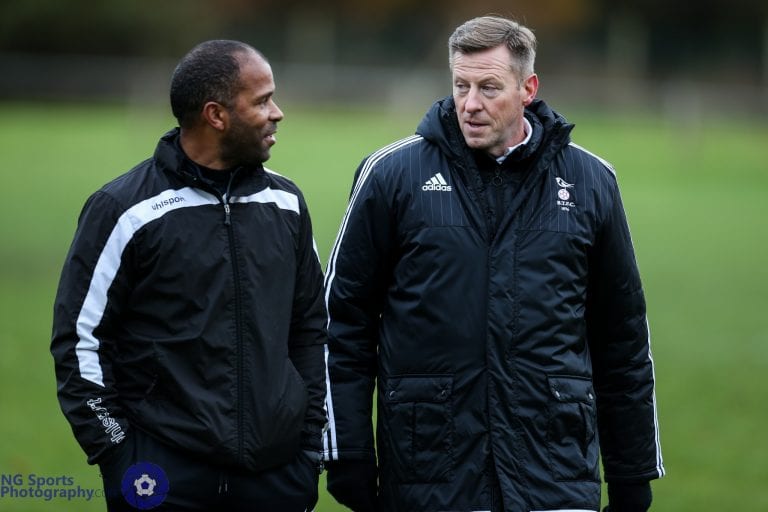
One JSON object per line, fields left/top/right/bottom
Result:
{"left": 52, "top": 129, "right": 327, "bottom": 472}
{"left": 324, "top": 98, "right": 664, "bottom": 511}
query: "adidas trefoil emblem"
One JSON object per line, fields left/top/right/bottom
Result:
{"left": 423, "top": 172, "right": 452, "bottom": 192}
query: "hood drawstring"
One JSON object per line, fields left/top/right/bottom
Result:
{"left": 218, "top": 472, "right": 229, "bottom": 495}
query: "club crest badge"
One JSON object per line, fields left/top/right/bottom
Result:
{"left": 555, "top": 177, "right": 576, "bottom": 211}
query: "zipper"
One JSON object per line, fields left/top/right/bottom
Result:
{"left": 224, "top": 203, "right": 231, "bottom": 225}
{"left": 489, "top": 165, "right": 504, "bottom": 242}
{"left": 222, "top": 171, "right": 245, "bottom": 466}
{"left": 227, "top": 212, "right": 245, "bottom": 465}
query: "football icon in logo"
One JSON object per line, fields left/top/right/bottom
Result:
{"left": 134, "top": 474, "right": 156, "bottom": 496}
{"left": 121, "top": 462, "right": 169, "bottom": 509}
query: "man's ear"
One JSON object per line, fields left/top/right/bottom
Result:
{"left": 201, "top": 101, "right": 228, "bottom": 131}
{"left": 522, "top": 73, "right": 539, "bottom": 106}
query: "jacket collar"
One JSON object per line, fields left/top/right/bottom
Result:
{"left": 415, "top": 96, "right": 574, "bottom": 167}
{"left": 153, "top": 128, "right": 265, "bottom": 191}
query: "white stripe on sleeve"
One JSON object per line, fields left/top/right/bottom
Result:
{"left": 75, "top": 187, "right": 218, "bottom": 386}
{"left": 322, "top": 135, "right": 421, "bottom": 459}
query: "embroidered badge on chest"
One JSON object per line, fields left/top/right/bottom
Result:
{"left": 555, "top": 176, "right": 576, "bottom": 212}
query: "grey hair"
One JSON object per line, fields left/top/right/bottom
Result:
{"left": 448, "top": 16, "right": 537, "bottom": 81}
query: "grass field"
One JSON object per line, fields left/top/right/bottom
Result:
{"left": 0, "top": 100, "right": 766, "bottom": 511}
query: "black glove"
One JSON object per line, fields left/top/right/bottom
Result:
{"left": 326, "top": 459, "right": 377, "bottom": 512}
{"left": 603, "top": 481, "right": 652, "bottom": 512}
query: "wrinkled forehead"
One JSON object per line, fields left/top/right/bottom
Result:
{"left": 450, "top": 47, "right": 516, "bottom": 79}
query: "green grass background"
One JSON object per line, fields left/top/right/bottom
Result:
{"left": 0, "top": 100, "right": 766, "bottom": 511}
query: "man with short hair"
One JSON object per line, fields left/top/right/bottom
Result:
{"left": 323, "top": 16, "right": 664, "bottom": 512}
{"left": 52, "top": 40, "right": 326, "bottom": 511}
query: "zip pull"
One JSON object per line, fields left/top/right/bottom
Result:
{"left": 223, "top": 203, "right": 231, "bottom": 225}
{"left": 492, "top": 167, "right": 503, "bottom": 187}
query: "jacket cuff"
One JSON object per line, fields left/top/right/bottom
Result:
{"left": 607, "top": 481, "right": 652, "bottom": 511}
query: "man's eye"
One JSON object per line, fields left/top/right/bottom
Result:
{"left": 481, "top": 85, "right": 500, "bottom": 97}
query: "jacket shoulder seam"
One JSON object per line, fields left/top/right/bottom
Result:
{"left": 567, "top": 142, "right": 616, "bottom": 177}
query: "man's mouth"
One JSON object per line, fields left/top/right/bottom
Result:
{"left": 464, "top": 120, "right": 487, "bottom": 131}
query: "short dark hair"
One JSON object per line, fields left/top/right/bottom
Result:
{"left": 170, "top": 40, "right": 261, "bottom": 127}
{"left": 448, "top": 16, "right": 537, "bottom": 82}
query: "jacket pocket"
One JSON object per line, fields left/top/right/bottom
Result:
{"left": 546, "top": 375, "right": 600, "bottom": 481}
{"left": 272, "top": 362, "right": 309, "bottom": 445}
{"left": 381, "top": 375, "right": 454, "bottom": 483}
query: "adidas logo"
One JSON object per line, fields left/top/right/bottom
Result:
{"left": 422, "top": 172, "right": 452, "bottom": 192}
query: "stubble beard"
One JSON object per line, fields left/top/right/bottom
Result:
{"left": 221, "top": 116, "right": 271, "bottom": 168}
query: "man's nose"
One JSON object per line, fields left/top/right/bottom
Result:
{"left": 270, "top": 100, "right": 284, "bottom": 121}
{"left": 464, "top": 88, "right": 483, "bottom": 112}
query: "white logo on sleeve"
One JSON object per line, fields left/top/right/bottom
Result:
{"left": 423, "top": 172, "right": 452, "bottom": 192}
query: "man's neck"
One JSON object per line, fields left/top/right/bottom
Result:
{"left": 179, "top": 129, "right": 227, "bottom": 170}
{"left": 494, "top": 117, "right": 533, "bottom": 163}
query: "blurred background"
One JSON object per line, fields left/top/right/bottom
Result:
{"left": 2, "top": 0, "right": 767, "bottom": 115}
{"left": 1, "top": 1, "right": 767, "bottom": 511}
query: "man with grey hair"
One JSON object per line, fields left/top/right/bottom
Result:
{"left": 52, "top": 40, "right": 326, "bottom": 511}
{"left": 323, "top": 16, "right": 664, "bottom": 512}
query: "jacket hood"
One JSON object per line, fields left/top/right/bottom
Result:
{"left": 415, "top": 96, "right": 575, "bottom": 164}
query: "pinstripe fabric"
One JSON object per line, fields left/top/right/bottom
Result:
{"left": 323, "top": 135, "right": 422, "bottom": 459}
{"left": 322, "top": 96, "right": 665, "bottom": 510}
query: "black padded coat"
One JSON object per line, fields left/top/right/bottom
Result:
{"left": 323, "top": 98, "right": 664, "bottom": 511}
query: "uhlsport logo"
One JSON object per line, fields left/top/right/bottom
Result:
{"left": 150, "top": 196, "right": 185, "bottom": 211}
{"left": 423, "top": 172, "right": 452, "bottom": 192}
{"left": 120, "top": 462, "right": 169, "bottom": 510}
{"left": 86, "top": 398, "right": 125, "bottom": 445}
{"left": 555, "top": 176, "right": 576, "bottom": 211}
